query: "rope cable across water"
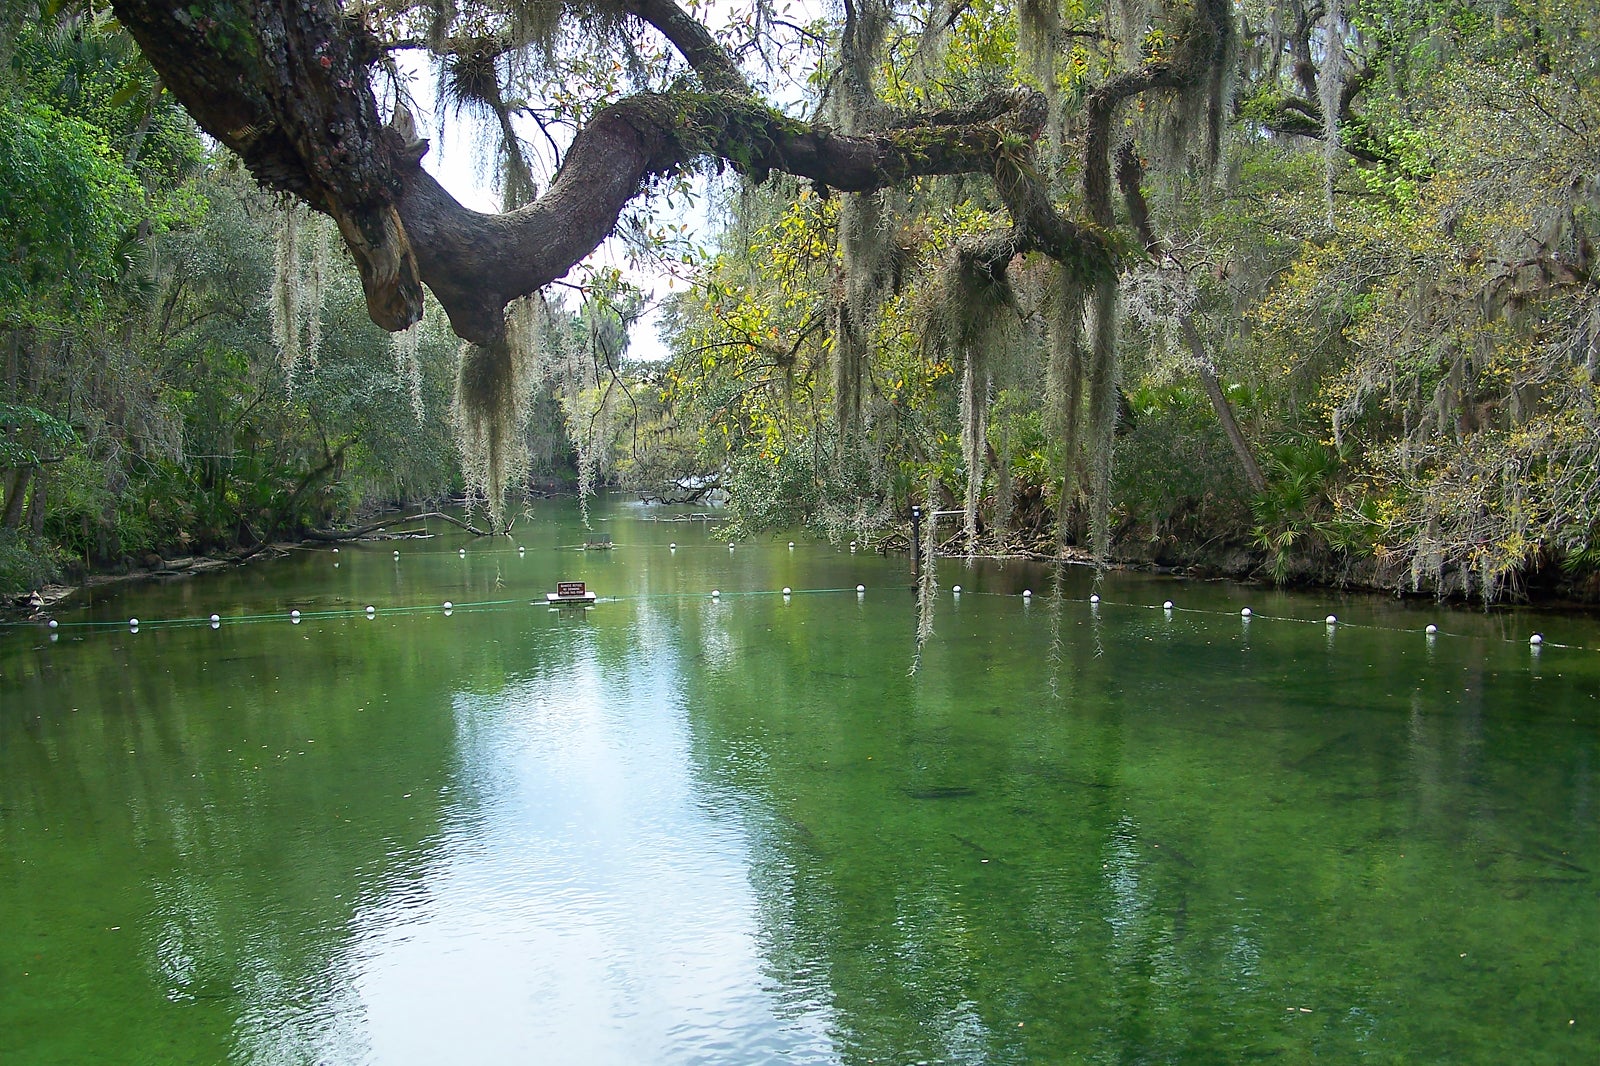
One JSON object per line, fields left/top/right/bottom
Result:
{"left": 3, "top": 577, "right": 1589, "bottom": 653}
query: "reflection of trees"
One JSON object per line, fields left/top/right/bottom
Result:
{"left": 0, "top": 616, "right": 479, "bottom": 1061}
{"left": 4, "top": 552, "right": 1594, "bottom": 1062}
{"left": 669, "top": 591, "right": 1599, "bottom": 1062}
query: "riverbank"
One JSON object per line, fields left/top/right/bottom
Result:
{"left": 909, "top": 523, "right": 1600, "bottom": 610}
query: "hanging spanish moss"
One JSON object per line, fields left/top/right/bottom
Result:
{"left": 454, "top": 297, "right": 542, "bottom": 530}
{"left": 1045, "top": 266, "right": 1086, "bottom": 455}
{"left": 931, "top": 246, "right": 1014, "bottom": 547}
{"left": 1018, "top": 0, "right": 1060, "bottom": 96}
{"left": 959, "top": 352, "right": 986, "bottom": 545}
{"left": 911, "top": 467, "right": 939, "bottom": 675}
{"left": 1086, "top": 276, "right": 1120, "bottom": 562}
{"left": 1320, "top": 0, "right": 1346, "bottom": 224}
{"left": 834, "top": 191, "right": 894, "bottom": 437}
{"left": 836, "top": 0, "right": 893, "bottom": 127}
{"left": 994, "top": 384, "right": 1013, "bottom": 536}
{"left": 270, "top": 201, "right": 329, "bottom": 387}
{"left": 391, "top": 319, "right": 427, "bottom": 421}
{"left": 519, "top": 292, "right": 622, "bottom": 527}
{"left": 1112, "top": 0, "right": 1155, "bottom": 69}
{"left": 270, "top": 200, "right": 302, "bottom": 377}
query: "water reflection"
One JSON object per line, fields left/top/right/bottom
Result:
{"left": 1, "top": 501, "right": 1596, "bottom": 1064}
{"left": 289, "top": 621, "right": 841, "bottom": 1064}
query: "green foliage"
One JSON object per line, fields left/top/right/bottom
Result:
{"left": 0, "top": 12, "right": 464, "bottom": 590}
{"left": 0, "top": 402, "right": 75, "bottom": 468}
{"left": 0, "top": 526, "right": 58, "bottom": 591}
{"left": 1114, "top": 384, "right": 1251, "bottom": 551}
{"left": 720, "top": 425, "right": 893, "bottom": 541}
{"left": 1249, "top": 435, "right": 1346, "bottom": 585}
{"left": 0, "top": 96, "right": 141, "bottom": 322}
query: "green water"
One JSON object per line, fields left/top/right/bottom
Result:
{"left": 2, "top": 500, "right": 1596, "bottom": 1064}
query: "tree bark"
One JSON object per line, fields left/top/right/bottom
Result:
{"left": 25, "top": 468, "right": 48, "bottom": 536}
{"left": 2, "top": 468, "right": 31, "bottom": 530}
{"left": 1182, "top": 315, "right": 1267, "bottom": 495}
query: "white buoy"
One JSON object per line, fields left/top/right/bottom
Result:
{"left": 393, "top": 550, "right": 400, "bottom": 557}
{"left": 443, "top": 601, "right": 453, "bottom": 610}
{"left": 711, "top": 589, "right": 720, "bottom": 598}
{"left": 857, "top": 584, "right": 865, "bottom": 593}
{"left": 129, "top": 618, "right": 139, "bottom": 628}
{"left": 365, "top": 605, "right": 375, "bottom": 615}
{"left": 290, "top": 610, "right": 301, "bottom": 620}
{"left": 1425, "top": 623, "right": 1438, "bottom": 635}
{"left": 670, "top": 542, "right": 677, "bottom": 549}
{"left": 1023, "top": 589, "right": 1032, "bottom": 598}
{"left": 1089, "top": 594, "right": 1100, "bottom": 604}
{"left": 1241, "top": 607, "right": 1252, "bottom": 617}
{"left": 1530, "top": 633, "right": 1543, "bottom": 645}
{"left": 48, "top": 619, "right": 58, "bottom": 629}
{"left": 518, "top": 546, "right": 525, "bottom": 554}
{"left": 952, "top": 585, "right": 962, "bottom": 594}
{"left": 788, "top": 541, "right": 795, "bottom": 549}
{"left": 459, "top": 548, "right": 466, "bottom": 556}
{"left": 332, "top": 548, "right": 338, "bottom": 553}
{"left": 333, "top": 562, "right": 339, "bottom": 568}
{"left": 1325, "top": 614, "right": 1338, "bottom": 625}
{"left": 728, "top": 542, "right": 735, "bottom": 549}
{"left": 209, "top": 614, "right": 220, "bottom": 624}
{"left": 1163, "top": 600, "right": 1174, "bottom": 610}
{"left": 782, "top": 587, "right": 792, "bottom": 596}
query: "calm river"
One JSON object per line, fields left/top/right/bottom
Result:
{"left": 2, "top": 499, "right": 1596, "bottom": 1064}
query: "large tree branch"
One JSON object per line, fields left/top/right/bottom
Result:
{"left": 619, "top": 0, "right": 751, "bottom": 96}
{"left": 1084, "top": 0, "right": 1230, "bottom": 227}
{"left": 110, "top": 0, "right": 1229, "bottom": 357}
{"left": 113, "top": 0, "right": 425, "bottom": 332}
{"left": 395, "top": 89, "right": 1081, "bottom": 344}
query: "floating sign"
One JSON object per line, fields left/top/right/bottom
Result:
{"left": 547, "top": 580, "right": 596, "bottom": 606}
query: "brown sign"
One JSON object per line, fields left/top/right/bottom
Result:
{"left": 557, "top": 581, "right": 587, "bottom": 597}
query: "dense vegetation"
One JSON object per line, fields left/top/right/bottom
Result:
{"left": 0, "top": 11, "right": 460, "bottom": 590}
{"left": 3, "top": 1, "right": 1596, "bottom": 605}
{"left": 644, "top": 0, "right": 1600, "bottom": 602}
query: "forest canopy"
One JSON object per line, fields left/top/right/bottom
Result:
{"left": 3, "top": 0, "right": 1598, "bottom": 603}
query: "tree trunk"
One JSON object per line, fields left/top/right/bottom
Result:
{"left": 1181, "top": 316, "right": 1267, "bottom": 495}
{"left": 25, "top": 468, "right": 48, "bottom": 536}
{"left": 2, "top": 468, "right": 32, "bottom": 529}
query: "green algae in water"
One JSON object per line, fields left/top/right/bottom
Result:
{"left": 1, "top": 501, "right": 1595, "bottom": 1064}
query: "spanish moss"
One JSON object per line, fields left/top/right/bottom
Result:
{"left": 834, "top": 191, "right": 893, "bottom": 438}
{"left": 1086, "top": 276, "right": 1119, "bottom": 563}
{"left": 454, "top": 299, "right": 542, "bottom": 530}
{"left": 270, "top": 201, "right": 329, "bottom": 387}
{"left": 270, "top": 200, "right": 302, "bottom": 377}
{"left": 1320, "top": 0, "right": 1346, "bottom": 225}
{"left": 911, "top": 467, "right": 939, "bottom": 674}
{"left": 392, "top": 319, "right": 427, "bottom": 422}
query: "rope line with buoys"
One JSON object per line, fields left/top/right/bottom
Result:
{"left": 3, "top": 583, "right": 1586, "bottom": 654}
